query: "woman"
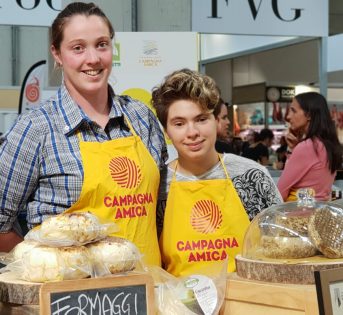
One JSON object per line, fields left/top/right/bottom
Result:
{"left": 242, "top": 128, "right": 274, "bottom": 166}
{"left": 277, "top": 92, "right": 342, "bottom": 201}
{"left": 214, "top": 99, "right": 234, "bottom": 154}
{"left": 151, "top": 69, "right": 282, "bottom": 276}
{"left": 0, "top": 2, "right": 167, "bottom": 266}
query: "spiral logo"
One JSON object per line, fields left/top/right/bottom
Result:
{"left": 25, "top": 78, "right": 40, "bottom": 103}
{"left": 109, "top": 156, "right": 142, "bottom": 189}
{"left": 190, "top": 200, "right": 222, "bottom": 234}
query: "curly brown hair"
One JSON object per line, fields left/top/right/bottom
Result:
{"left": 151, "top": 69, "right": 220, "bottom": 128}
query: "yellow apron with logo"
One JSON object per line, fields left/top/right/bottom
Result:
{"left": 160, "top": 157, "right": 250, "bottom": 277}
{"left": 64, "top": 117, "right": 161, "bottom": 266}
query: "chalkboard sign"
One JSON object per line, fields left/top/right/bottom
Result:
{"left": 39, "top": 273, "right": 155, "bottom": 315}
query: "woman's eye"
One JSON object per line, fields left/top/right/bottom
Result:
{"left": 73, "top": 45, "right": 83, "bottom": 53}
{"left": 98, "top": 41, "right": 109, "bottom": 49}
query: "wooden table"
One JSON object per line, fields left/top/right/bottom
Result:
{"left": 221, "top": 273, "right": 319, "bottom": 315}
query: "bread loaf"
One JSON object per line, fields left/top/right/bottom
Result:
{"left": 308, "top": 207, "right": 343, "bottom": 258}
{"left": 274, "top": 213, "right": 310, "bottom": 237}
{"left": 87, "top": 236, "right": 140, "bottom": 275}
{"left": 261, "top": 235, "right": 317, "bottom": 259}
{"left": 21, "top": 245, "right": 91, "bottom": 282}
{"left": 12, "top": 240, "right": 39, "bottom": 261}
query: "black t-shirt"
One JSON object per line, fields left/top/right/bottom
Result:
{"left": 242, "top": 143, "right": 269, "bottom": 162}
{"left": 215, "top": 140, "right": 235, "bottom": 154}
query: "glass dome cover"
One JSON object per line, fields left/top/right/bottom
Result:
{"left": 242, "top": 188, "right": 343, "bottom": 261}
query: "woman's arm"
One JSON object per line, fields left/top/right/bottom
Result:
{"left": 0, "top": 231, "right": 23, "bottom": 252}
{"left": 0, "top": 116, "right": 40, "bottom": 235}
{"left": 156, "top": 166, "right": 169, "bottom": 238}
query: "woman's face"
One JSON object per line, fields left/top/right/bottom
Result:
{"left": 287, "top": 98, "right": 310, "bottom": 134}
{"left": 216, "top": 104, "right": 230, "bottom": 140}
{"left": 166, "top": 100, "right": 217, "bottom": 163}
{"left": 51, "top": 14, "right": 113, "bottom": 98}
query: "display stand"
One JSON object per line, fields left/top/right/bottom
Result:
{"left": 1, "top": 270, "right": 321, "bottom": 315}
{"left": 220, "top": 273, "right": 319, "bottom": 315}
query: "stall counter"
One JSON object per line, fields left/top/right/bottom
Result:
{"left": 1, "top": 272, "right": 320, "bottom": 315}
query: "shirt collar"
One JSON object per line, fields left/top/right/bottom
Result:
{"left": 56, "top": 83, "right": 124, "bottom": 135}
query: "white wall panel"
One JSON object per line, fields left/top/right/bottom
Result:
{"left": 137, "top": 0, "right": 191, "bottom": 31}
{"left": 0, "top": 26, "right": 12, "bottom": 85}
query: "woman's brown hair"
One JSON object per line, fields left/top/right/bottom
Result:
{"left": 51, "top": 2, "right": 114, "bottom": 51}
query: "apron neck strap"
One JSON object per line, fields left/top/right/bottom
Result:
{"left": 219, "top": 154, "right": 230, "bottom": 179}
{"left": 172, "top": 154, "right": 229, "bottom": 181}
{"left": 77, "top": 130, "right": 83, "bottom": 141}
{"left": 172, "top": 161, "right": 179, "bottom": 181}
{"left": 123, "top": 115, "right": 137, "bottom": 137}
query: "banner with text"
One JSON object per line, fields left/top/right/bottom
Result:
{"left": 0, "top": 0, "right": 61, "bottom": 26}
{"left": 192, "top": 0, "right": 328, "bottom": 37}
{"left": 110, "top": 32, "right": 198, "bottom": 112}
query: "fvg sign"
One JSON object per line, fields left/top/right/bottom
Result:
{"left": 0, "top": 0, "right": 61, "bottom": 26}
{"left": 192, "top": 0, "right": 328, "bottom": 36}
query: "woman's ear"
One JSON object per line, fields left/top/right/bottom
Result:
{"left": 50, "top": 45, "right": 62, "bottom": 66}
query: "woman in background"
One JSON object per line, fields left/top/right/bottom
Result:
{"left": 277, "top": 92, "right": 342, "bottom": 201}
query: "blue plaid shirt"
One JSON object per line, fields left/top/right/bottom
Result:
{"left": 0, "top": 83, "right": 167, "bottom": 232}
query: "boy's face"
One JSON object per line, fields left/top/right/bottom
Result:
{"left": 166, "top": 100, "right": 217, "bottom": 162}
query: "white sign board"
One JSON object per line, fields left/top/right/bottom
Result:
{"left": 110, "top": 32, "right": 198, "bottom": 109}
{"left": 0, "top": 0, "right": 61, "bottom": 26}
{"left": 192, "top": 0, "right": 328, "bottom": 37}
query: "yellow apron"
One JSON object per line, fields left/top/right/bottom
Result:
{"left": 160, "top": 156, "right": 250, "bottom": 277}
{"left": 65, "top": 117, "right": 161, "bottom": 266}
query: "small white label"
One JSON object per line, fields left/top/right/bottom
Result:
{"left": 183, "top": 275, "right": 218, "bottom": 315}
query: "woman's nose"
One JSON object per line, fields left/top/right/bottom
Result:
{"left": 86, "top": 48, "right": 100, "bottom": 63}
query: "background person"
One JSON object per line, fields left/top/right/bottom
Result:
{"left": 151, "top": 69, "right": 282, "bottom": 276}
{"left": 214, "top": 99, "right": 234, "bottom": 154}
{"left": 0, "top": 2, "right": 167, "bottom": 265}
{"left": 242, "top": 128, "right": 274, "bottom": 166}
{"left": 241, "top": 129, "right": 258, "bottom": 156}
{"left": 274, "top": 135, "right": 288, "bottom": 170}
{"left": 277, "top": 92, "right": 342, "bottom": 201}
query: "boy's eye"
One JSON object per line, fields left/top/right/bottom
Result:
{"left": 198, "top": 116, "right": 208, "bottom": 122}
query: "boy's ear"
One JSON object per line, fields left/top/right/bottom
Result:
{"left": 164, "top": 129, "right": 171, "bottom": 141}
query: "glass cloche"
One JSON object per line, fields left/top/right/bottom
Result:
{"left": 242, "top": 188, "right": 343, "bottom": 261}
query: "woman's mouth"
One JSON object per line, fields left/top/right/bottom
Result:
{"left": 83, "top": 69, "right": 102, "bottom": 76}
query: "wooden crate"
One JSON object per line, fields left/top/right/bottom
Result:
{"left": 220, "top": 273, "right": 319, "bottom": 315}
